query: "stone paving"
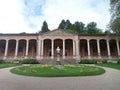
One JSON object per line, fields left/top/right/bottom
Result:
{"left": 0, "top": 66, "right": 120, "bottom": 90}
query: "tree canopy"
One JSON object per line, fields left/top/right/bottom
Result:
{"left": 58, "top": 19, "right": 103, "bottom": 34}
{"left": 39, "top": 19, "right": 103, "bottom": 34}
{"left": 40, "top": 21, "right": 50, "bottom": 33}
{"left": 86, "top": 22, "right": 103, "bottom": 34}
{"left": 58, "top": 19, "right": 72, "bottom": 30}
{"left": 109, "top": 0, "right": 120, "bottom": 34}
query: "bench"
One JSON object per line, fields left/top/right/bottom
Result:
{"left": 97, "top": 60, "right": 102, "bottom": 64}
{"left": 13, "top": 60, "right": 20, "bottom": 64}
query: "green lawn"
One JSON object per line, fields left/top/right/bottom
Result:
{"left": 11, "top": 64, "right": 105, "bottom": 77}
{"left": 0, "top": 63, "right": 19, "bottom": 69}
{"left": 96, "top": 63, "right": 120, "bottom": 70}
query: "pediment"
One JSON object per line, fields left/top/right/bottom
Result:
{"left": 42, "top": 29, "right": 75, "bottom": 36}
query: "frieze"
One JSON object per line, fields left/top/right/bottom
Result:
{"left": 41, "top": 29, "right": 75, "bottom": 36}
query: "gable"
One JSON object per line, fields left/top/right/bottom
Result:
{"left": 41, "top": 29, "right": 75, "bottom": 36}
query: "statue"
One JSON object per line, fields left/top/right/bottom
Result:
{"left": 56, "top": 46, "right": 61, "bottom": 65}
{"left": 55, "top": 46, "right": 62, "bottom": 69}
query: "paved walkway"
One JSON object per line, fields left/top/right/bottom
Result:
{"left": 0, "top": 66, "right": 120, "bottom": 90}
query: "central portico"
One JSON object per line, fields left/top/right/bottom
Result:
{"left": 37, "top": 29, "right": 80, "bottom": 60}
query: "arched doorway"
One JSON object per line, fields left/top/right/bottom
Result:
{"left": 100, "top": 39, "right": 108, "bottom": 57}
{"left": 54, "top": 39, "right": 63, "bottom": 57}
{"left": 18, "top": 39, "right": 26, "bottom": 57}
{"left": 80, "top": 39, "right": 87, "bottom": 58}
{"left": 90, "top": 39, "right": 98, "bottom": 57}
{"left": 65, "top": 39, "right": 73, "bottom": 57}
{"left": 43, "top": 39, "right": 51, "bottom": 57}
{"left": 109, "top": 39, "right": 117, "bottom": 57}
{"left": 28, "top": 39, "right": 36, "bottom": 58}
{"left": 0, "top": 40, "right": 6, "bottom": 57}
{"left": 8, "top": 39, "right": 16, "bottom": 57}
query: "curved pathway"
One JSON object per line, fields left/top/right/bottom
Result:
{"left": 0, "top": 66, "right": 120, "bottom": 90}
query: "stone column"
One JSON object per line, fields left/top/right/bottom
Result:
{"left": 107, "top": 39, "right": 111, "bottom": 59}
{"left": 14, "top": 40, "right": 19, "bottom": 59}
{"left": 87, "top": 39, "right": 91, "bottom": 59}
{"left": 97, "top": 40, "right": 101, "bottom": 58}
{"left": 41, "top": 40, "right": 44, "bottom": 59}
{"left": 63, "top": 39, "right": 65, "bottom": 59}
{"left": 51, "top": 39, "right": 54, "bottom": 59}
{"left": 73, "top": 40, "right": 76, "bottom": 58}
{"left": 4, "top": 40, "right": 9, "bottom": 59}
{"left": 75, "top": 39, "right": 80, "bottom": 63}
{"left": 116, "top": 40, "right": 120, "bottom": 58}
{"left": 36, "top": 39, "right": 41, "bottom": 59}
{"left": 25, "top": 39, "right": 29, "bottom": 58}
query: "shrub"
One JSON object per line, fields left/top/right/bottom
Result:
{"left": 92, "top": 59, "right": 97, "bottom": 64}
{"left": 117, "top": 60, "right": 120, "bottom": 64}
{"left": 102, "top": 59, "right": 107, "bottom": 64}
{"left": 80, "top": 59, "right": 97, "bottom": 64}
{"left": 0, "top": 59, "right": 5, "bottom": 64}
{"left": 20, "top": 59, "right": 39, "bottom": 64}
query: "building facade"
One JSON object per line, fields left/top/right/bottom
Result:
{"left": 0, "top": 29, "right": 120, "bottom": 62}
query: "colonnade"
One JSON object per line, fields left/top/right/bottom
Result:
{"left": 0, "top": 39, "right": 36, "bottom": 59}
{"left": 79, "top": 39, "right": 120, "bottom": 59}
{"left": 0, "top": 38, "right": 119, "bottom": 59}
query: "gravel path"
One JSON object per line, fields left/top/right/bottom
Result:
{"left": 0, "top": 66, "right": 120, "bottom": 90}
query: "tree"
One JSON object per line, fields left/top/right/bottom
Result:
{"left": 70, "top": 21, "right": 85, "bottom": 34}
{"left": 58, "top": 19, "right": 72, "bottom": 30}
{"left": 86, "top": 22, "right": 103, "bottom": 34}
{"left": 64, "top": 19, "right": 72, "bottom": 30}
{"left": 40, "top": 21, "right": 50, "bottom": 33}
{"left": 109, "top": 0, "right": 120, "bottom": 34}
{"left": 58, "top": 19, "right": 66, "bottom": 29}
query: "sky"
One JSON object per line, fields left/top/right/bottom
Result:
{"left": 0, "top": 0, "right": 110, "bottom": 33}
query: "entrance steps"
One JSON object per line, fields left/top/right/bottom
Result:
{"left": 39, "top": 58, "right": 76, "bottom": 64}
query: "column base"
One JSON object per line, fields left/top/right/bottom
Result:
{"left": 62, "top": 55, "right": 66, "bottom": 59}
{"left": 36, "top": 56, "right": 41, "bottom": 60}
{"left": 3, "top": 56, "right": 7, "bottom": 60}
{"left": 14, "top": 56, "right": 18, "bottom": 59}
{"left": 51, "top": 56, "right": 54, "bottom": 59}
{"left": 108, "top": 56, "right": 111, "bottom": 59}
{"left": 25, "top": 56, "right": 28, "bottom": 59}
{"left": 40, "top": 56, "right": 44, "bottom": 60}
{"left": 98, "top": 56, "right": 101, "bottom": 59}
{"left": 75, "top": 55, "right": 80, "bottom": 63}
{"left": 88, "top": 56, "right": 91, "bottom": 59}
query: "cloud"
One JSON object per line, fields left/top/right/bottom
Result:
{"left": 0, "top": 0, "right": 110, "bottom": 33}
{"left": 41, "top": 0, "right": 110, "bottom": 31}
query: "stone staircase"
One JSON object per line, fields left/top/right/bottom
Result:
{"left": 39, "top": 58, "right": 76, "bottom": 64}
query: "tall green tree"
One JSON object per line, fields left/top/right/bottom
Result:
{"left": 40, "top": 21, "right": 50, "bottom": 33}
{"left": 58, "top": 19, "right": 66, "bottom": 29}
{"left": 70, "top": 21, "right": 85, "bottom": 34}
{"left": 86, "top": 22, "right": 103, "bottom": 34}
{"left": 58, "top": 19, "right": 72, "bottom": 30}
{"left": 64, "top": 19, "right": 72, "bottom": 30}
{"left": 109, "top": 0, "right": 120, "bottom": 34}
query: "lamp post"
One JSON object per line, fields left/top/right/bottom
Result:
{"left": 56, "top": 46, "right": 61, "bottom": 65}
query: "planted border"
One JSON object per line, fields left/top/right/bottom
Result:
{"left": 11, "top": 64, "right": 105, "bottom": 77}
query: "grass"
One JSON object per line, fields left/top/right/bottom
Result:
{"left": 11, "top": 64, "right": 105, "bottom": 77}
{"left": 0, "top": 63, "right": 19, "bottom": 69}
{"left": 96, "top": 63, "right": 120, "bottom": 70}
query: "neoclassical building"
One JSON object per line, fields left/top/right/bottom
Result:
{"left": 0, "top": 29, "right": 120, "bottom": 62}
